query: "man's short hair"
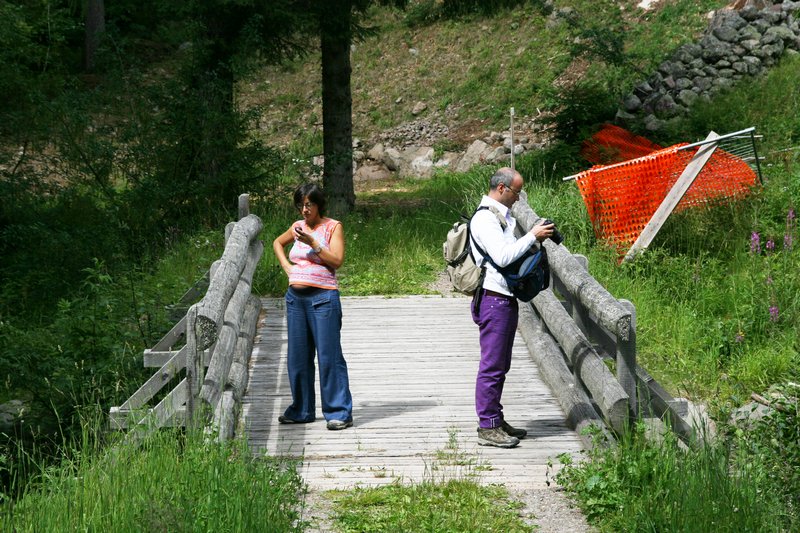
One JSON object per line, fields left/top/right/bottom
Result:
{"left": 490, "top": 168, "right": 516, "bottom": 190}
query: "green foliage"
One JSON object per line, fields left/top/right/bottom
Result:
{"left": 737, "top": 383, "right": 799, "bottom": 521}
{"left": 3, "top": 429, "right": 303, "bottom": 531}
{"left": 331, "top": 479, "right": 532, "bottom": 532}
{"left": 403, "top": 0, "right": 542, "bottom": 27}
{"left": 548, "top": 79, "right": 620, "bottom": 145}
{"left": 556, "top": 422, "right": 790, "bottom": 532}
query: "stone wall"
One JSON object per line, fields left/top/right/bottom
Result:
{"left": 617, "top": 1, "right": 800, "bottom": 132}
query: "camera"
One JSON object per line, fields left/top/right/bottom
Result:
{"left": 542, "top": 219, "right": 564, "bottom": 245}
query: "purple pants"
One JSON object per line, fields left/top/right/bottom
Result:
{"left": 471, "top": 291, "right": 519, "bottom": 429}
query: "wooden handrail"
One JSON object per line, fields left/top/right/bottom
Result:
{"left": 511, "top": 193, "right": 694, "bottom": 444}
{"left": 110, "top": 193, "right": 264, "bottom": 443}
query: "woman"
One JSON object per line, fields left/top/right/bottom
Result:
{"left": 272, "top": 183, "right": 353, "bottom": 430}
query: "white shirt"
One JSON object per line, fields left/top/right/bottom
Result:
{"left": 470, "top": 195, "right": 538, "bottom": 296}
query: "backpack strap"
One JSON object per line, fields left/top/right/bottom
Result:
{"left": 468, "top": 206, "right": 508, "bottom": 270}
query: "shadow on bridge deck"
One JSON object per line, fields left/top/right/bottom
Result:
{"left": 240, "top": 295, "right": 584, "bottom": 490}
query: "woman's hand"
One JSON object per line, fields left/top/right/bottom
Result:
{"left": 293, "top": 226, "right": 314, "bottom": 246}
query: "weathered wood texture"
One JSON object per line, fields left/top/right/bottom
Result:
{"left": 228, "top": 295, "right": 261, "bottom": 401}
{"left": 195, "top": 214, "right": 263, "bottom": 349}
{"left": 531, "top": 290, "right": 629, "bottom": 433}
{"left": 517, "top": 302, "right": 615, "bottom": 449}
{"left": 513, "top": 193, "right": 632, "bottom": 342}
{"left": 241, "top": 296, "right": 584, "bottom": 490}
{"left": 200, "top": 242, "right": 264, "bottom": 408}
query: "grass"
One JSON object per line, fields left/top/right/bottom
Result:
{"left": 246, "top": 0, "right": 730, "bottom": 151}
{"left": 329, "top": 480, "right": 532, "bottom": 533}
{"left": 555, "top": 421, "right": 791, "bottom": 532}
{"left": 328, "top": 427, "right": 532, "bottom": 533}
{"left": 3, "top": 426, "right": 304, "bottom": 532}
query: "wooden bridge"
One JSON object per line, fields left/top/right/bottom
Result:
{"left": 241, "top": 295, "right": 583, "bottom": 490}
{"left": 111, "top": 193, "right": 696, "bottom": 492}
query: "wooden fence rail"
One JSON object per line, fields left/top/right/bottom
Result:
{"left": 110, "top": 194, "right": 263, "bottom": 443}
{"left": 512, "top": 194, "right": 693, "bottom": 447}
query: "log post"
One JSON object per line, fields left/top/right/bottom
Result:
{"left": 513, "top": 199, "right": 632, "bottom": 342}
{"left": 238, "top": 193, "right": 250, "bottom": 220}
{"left": 211, "top": 390, "right": 237, "bottom": 442}
{"left": 195, "top": 214, "right": 263, "bottom": 348}
{"left": 185, "top": 305, "right": 202, "bottom": 425}
{"left": 618, "top": 299, "right": 639, "bottom": 419}
{"left": 518, "top": 302, "right": 615, "bottom": 449}
{"left": 200, "top": 242, "right": 263, "bottom": 408}
{"left": 228, "top": 295, "right": 261, "bottom": 401}
{"left": 532, "top": 290, "right": 630, "bottom": 432}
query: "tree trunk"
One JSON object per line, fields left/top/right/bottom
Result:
{"left": 320, "top": 1, "right": 355, "bottom": 216}
{"left": 84, "top": 0, "right": 105, "bottom": 72}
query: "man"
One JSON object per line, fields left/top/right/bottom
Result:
{"left": 470, "top": 167, "right": 554, "bottom": 448}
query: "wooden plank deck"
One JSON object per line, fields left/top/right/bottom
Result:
{"left": 240, "top": 295, "right": 584, "bottom": 490}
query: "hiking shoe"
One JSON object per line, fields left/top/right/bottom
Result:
{"left": 501, "top": 420, "right": 528, "bottom": 439}
{"left": 477, "top": 427, "right": 519, "bottom": 448}
{"left": 326, "top": 419, "right": 353, "bottom": 431}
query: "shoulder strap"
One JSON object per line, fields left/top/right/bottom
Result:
{"left": 468, "top": 206, "right": 508, "bottom": 269}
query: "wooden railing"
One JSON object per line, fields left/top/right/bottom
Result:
{"left": 110, "top": 194, "right": 263, "bottom": 443}
{"left": 512, "top": 195, "right": 693, "bottom": 448}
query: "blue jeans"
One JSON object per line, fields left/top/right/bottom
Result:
{"left": 283, "top": 287, "right": 352, "bottom": 423}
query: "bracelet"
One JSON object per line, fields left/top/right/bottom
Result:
{"left": 312, "top": 243, "right": 323, "bottom": 253}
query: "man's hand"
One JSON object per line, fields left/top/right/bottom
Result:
{"left": 531, "top": 222, "right": 555, "bottom": 242}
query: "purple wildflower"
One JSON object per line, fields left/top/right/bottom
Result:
{"left": 785, "top": 234, "right": 793, "bottom": 250}
{"left": 766, "top": 239, "right": 775, "bottom": 252}
{"left": 788, "top": 208, "right": 796, "bottom": 222}
{"left": 734, "top": 331, "right": 745, "bottom": 343}
{"left": 750, "top": 232, "right": 761, "bottom": 254}
{"left": 769, "top": 305, "right": 779, "bottom": 322}
{"left": 766, "top": 275, "right": 773, "bottom": 285}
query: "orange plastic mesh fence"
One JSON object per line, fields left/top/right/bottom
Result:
{"left": 575, "top": 143, "right": 758, "bottom": 253}
{"left": 581, "top": 124, "right": 663, "bottom": 165}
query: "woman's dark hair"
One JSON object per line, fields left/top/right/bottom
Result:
{"left": 293, "top": 183, "right": 326, "bottom": 215}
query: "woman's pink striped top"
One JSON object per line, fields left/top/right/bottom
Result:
{"left": 288, "top": 218, "right": 340, "bottom": 290}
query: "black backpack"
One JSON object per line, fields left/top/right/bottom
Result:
{"left": 472, "top": 225, "right": 550, "bottom": 303}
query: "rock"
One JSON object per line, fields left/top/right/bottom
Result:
{"left": 456, "top": 140, "right": 491, "bottom": 173}
{"left": 434, "top": 151, "right": 461, "bottom": 168}
{"left": 354, "top": 164, "right": 392, "bottom": 183}
{"left": 623, "top": 94, "right": 642, "bottom": 112}
{"left": 367, "top": 143, "right": 385, "bottom": 162}
{"left": 486, "top": 146, "right": 506, "bottom": 162}
{"left": 407, "top": 146, "right": 435, "bottom": 177}
{"left": 383, "top": 147, "right": 402, "bottom": 171}
{"left": 676, "top": 89, "right": 698, "bottom": 107}
{"left": 644, "top": 114, "right": 665, "bottom": 131}
{"left": 411, "top": 101, "right": 428, "bottom": 115}
{"left": 713, "top": 25, "right": 740, "bottom": 43}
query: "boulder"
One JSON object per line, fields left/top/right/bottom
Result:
{"left": 456, "top": 139, "right": 491, "bottom": 173}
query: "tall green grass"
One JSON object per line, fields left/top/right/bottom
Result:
{"left": 3, "top": 426, "right": 304, "bottom": 532}
{"left": 556, "top": 422, "right": 791, "bottom": 532}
